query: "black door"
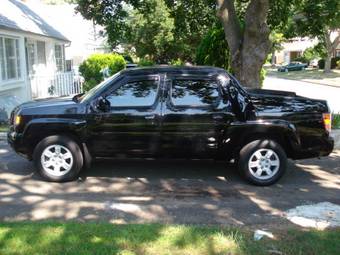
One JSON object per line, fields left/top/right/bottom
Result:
{"left": 90, "top": 74, "right": 164, "bottom": 157}
{"left": 161, "top": 75, "right": 234, "bottom": 158}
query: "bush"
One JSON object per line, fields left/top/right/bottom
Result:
{"left": 138, "top": 58, "right": 155, "bottom": 66}
{"left": 333, "top": 114, "right": 340, "bottom": 129}
{"left": 260, "top": 67, "right": 266, "bottom": 87}
{"left": 170, "top": 58, "right": 184, "bottom": 66}
{"left": 79, "top": 53, "right": 126, "bottom": 91}
{"left": 292, "top": 56, "right": 308, "bottom": 64}
{"left": 336, "top": 60, "right": 340, "bottom": 69}
{"left": 318, "top": 57, "right": 340, "bottom": 69}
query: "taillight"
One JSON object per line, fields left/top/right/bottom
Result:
{"left": 323, "top": 113, "right": 331, "bottom": 132}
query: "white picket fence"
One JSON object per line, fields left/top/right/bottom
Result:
{"left": 30, "top": 72, "right": 84, "bottom": 99}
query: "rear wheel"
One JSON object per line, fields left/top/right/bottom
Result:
{"left": 33, "top": 135, "right": 83, "bottom": 182}
{"left": 238, "top": 139, "right": 287, "bottom": 186}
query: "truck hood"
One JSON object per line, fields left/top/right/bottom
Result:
{"left": 15, "top": 96, "right": 83, "bottom": 116}
{"left": 246, "top": 88, "right": 329, "bottom": 114}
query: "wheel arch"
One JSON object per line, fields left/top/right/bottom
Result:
{"left": 224, "top": 120, "right": 300, "bottom": 160}
{"left": 23, "top": 118, "right": 89, "bottom": 160}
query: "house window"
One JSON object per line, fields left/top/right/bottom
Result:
{"left": 0, "top": 36, "right": 21, "bottom": 81}
{"left": 55, "top": 44, "right": 65, "bottom": 72}
{"left": 37, "top": 41, "right": 46, "bottom": 65}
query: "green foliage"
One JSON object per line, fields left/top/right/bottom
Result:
{"left": 138, "top": 58, "right": 155, "bottom": 67}
{"left": 79, "top": 53, "right": 126, "bottom": 91}
{"left": 170, "top": 58, "right": 185, "bottom": 66}
{"left": 318, "top": 57, "right": 340, "bottom": 69}
{"left": 196, "top": 26, "right": 230, "bottom": 69}
{"left": 260, "top": 68, "right": 267, "bottom": 87}
{"left": 292, "top": 56, "right": 308, "bottom": 63}
{"left": 301, "top": 47, "right": 322, "bottom": 63}
{"left": 127, "top": 0, "right": 175, "bottom": 63}
{"left": 336, "top": 60, "right": 340, "bottom": 69}
{"left": 333, "top": 114, "right": 340, "bottom": 129}
{"left": 75, "top": 0, "right": 217, "bottom": 63}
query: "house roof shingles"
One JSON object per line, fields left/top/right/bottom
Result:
{"left": 0, "top": 0, "right": 69, "bottom": 42}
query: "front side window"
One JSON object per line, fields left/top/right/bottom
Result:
{"left": 0, "top": 37, "right": 21, "bottom": 81}
{"left": 107, "top": 78, "right": 159, "bottom": 107}
{"left": 55, "top": 44, "right": 65, "bottom": 72}
{"left": 171, "top": 79, "right": 220, "bottom": 107}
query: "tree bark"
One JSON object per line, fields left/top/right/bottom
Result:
{"left": 323, "top": 29, "right": 340, "bottom": 73}
{"left": 217, "top": 0, "right": 271, "bottom": 88}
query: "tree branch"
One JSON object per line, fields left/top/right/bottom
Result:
{"left": 216, "top": 0, "right": 242, "bottom": 54}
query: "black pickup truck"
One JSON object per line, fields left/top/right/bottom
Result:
{"left": 8, "top": 66, "right": 334, "bottom": 185}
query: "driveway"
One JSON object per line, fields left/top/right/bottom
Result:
{"left": 1, "top": 140, "right": 339, "bottom": 228}
{"left": 264, "top": 77, "right": 340, "bottom": 113}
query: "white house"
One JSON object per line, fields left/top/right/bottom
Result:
{"left": 0, "top": 0, "right": 82, "bottom": 119}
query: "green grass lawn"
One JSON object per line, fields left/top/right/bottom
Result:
{"left": 0, "top": 124, "right": 8, "bottom": 132}
{"left": 266, "top": 68, "right": 340, "bottom": 87}
{"left": 0, "top": 222, "right": 339, "bottom": 255}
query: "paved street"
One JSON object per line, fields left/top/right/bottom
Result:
{"left": 264, "top": 77, "right": 340, "bottom": 113}
{"left": 1, "top": 140, "right": 339, "bottom": 228}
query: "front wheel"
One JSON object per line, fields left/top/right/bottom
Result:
{"left": 33, "top": 135, "right": 83, "bottom": 182}
{"left": 238, "top": 139, "right": 287, "bottom": 186}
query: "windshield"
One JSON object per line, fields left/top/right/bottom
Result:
{"left": 79, "top": 72, "right": 121, "bottom": 102}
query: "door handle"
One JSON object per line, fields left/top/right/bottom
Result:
{"left": 145, "top": 115, "right": 156, "bottom": 120}
{"left": 213, "top": 115, "right": 223, "bottom": 120}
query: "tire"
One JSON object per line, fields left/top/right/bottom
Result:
{"left": 238, "top": 139, "right": 287, "bottom": 186}
{"left": 33, "top": 135, "right": 83, "bottom": 182}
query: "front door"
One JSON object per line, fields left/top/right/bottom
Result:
{"left": 90, "top": 74, "right": 163, "bottom": 157}
{"left": 161, "top": 75, "right": 234, "bottom": 158}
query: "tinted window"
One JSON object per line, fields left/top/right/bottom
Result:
{"left": 171, "top": 79, "right": 219, "bottom": 106}
{"left": 107, "top": 79, "right": 159, "bottom": 107}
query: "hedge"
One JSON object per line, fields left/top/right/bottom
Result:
{"left": 79, "top": 53, "right": 126, "bottom": 91}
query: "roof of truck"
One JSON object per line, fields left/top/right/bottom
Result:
{"left": 121, "top": 65, "right": 227, "bottom": 76}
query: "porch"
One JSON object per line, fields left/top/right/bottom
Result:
{"left": 30, "top": 71, "right": 83, "bottom": 99}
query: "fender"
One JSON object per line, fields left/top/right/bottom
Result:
{"left": 221, "top": 119, "right": 300, "bottom": 158}
{"left": 22, "top": 118, "right": 88, "bottom": 153}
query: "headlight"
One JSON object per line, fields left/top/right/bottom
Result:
{"left": 14, "top": 115, "right": 21, "bottom": 126}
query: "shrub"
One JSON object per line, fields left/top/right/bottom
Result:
{"left": 79, "top": 53, "right": 126, "bottom": 91}
{"left": 292, "top": 56, "right": 308, "bottom": 64}
{"left": 260, "top": 67, "right": 266, "bottom": 87}
{"left": 138, "top": 58, "right": 155, "bottom": 66}
{"left": 336, "top": 60, "right": 340, "bottom": 69}
{"left": 333, "top": 114, "right": 340, "bottom": 129}
{"left": 170, "top": 58, "right": 184, "bottom": 66}
{"left": 318, "top": 57, "right": 340, "bottom": 69}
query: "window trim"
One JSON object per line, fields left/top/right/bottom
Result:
{"left": 0, "top": 35, "right": 22, "bottom": 82}
{"left": 54, "top": 43, "right": 65, "bottom": 72}
{"left": 168, "top": 76, "right": 222, "bottom": 109}
{"left": 106, "top": 75, "right": 161, "bottom": 109}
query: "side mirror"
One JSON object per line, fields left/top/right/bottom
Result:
{"left": 97, "top": 97, "right": 111, "bottom": 112}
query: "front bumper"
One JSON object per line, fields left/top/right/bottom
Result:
{"left": 7, "top": 130, "right": 31, "bottom": 159}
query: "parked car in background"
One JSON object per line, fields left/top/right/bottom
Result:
{"left": 278, "top": 62, "right": 308, "bottom": 72}
{"left": 8, "top": 66, "right": 334, "bottom": 185}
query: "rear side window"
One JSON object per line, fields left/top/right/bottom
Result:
{"left": 107, "top": 78, "right": 159, "bottom": 107}
{"left": 171, "top": 79, "right": 219, "bottom": 107}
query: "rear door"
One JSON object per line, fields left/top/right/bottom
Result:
{"left": 160, "top": 74, "right": 234, "bottom": 158}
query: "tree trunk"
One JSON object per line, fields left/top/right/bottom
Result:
{"left": 323, "top": 29, "right": 340, "bottom": 73}
{"left": 324, "top": 53, "right": 332, "bottom": 73}
{"left": 217, "top": 0, "right": 271, "bottom": 88}
{"left": 271, "top": 49, "right": 276, "bottom": 66}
